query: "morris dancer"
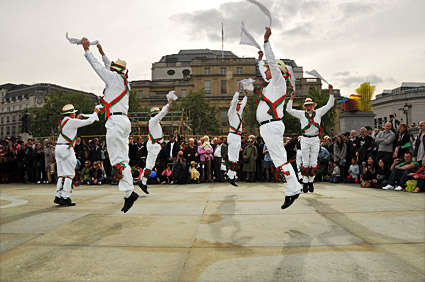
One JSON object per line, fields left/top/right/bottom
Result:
{"left": 255, "top": 27, "right": 301, "bottom": 209}
{"left": 82, "top": 39, "right": 138, "bottom": 213}
{"left": 286, "top": 85, "right": 334, "bottom": 193}
{"left": 139, "top": 98, "right": 174, "bottom": 192}
{"left": 55, "top": 104, "right": 99, "bottom": 206}
{"left": 227, "top": 83, "right": 248, "bottom": 186}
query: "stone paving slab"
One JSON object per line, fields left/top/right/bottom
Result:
{"left": 29, "top": 214, "right": 200, "bottom": 248}
{"left": 181, "top": 247, "right": 424, "bottom": 282}
{"left": 0, "top": 182, "right": 424, "bottom": 282}
{"left": 0, "top": 245, "right": 188, "bottom": 282}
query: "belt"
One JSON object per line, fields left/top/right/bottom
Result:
{"left": 109, "top": 112, "right": 127, "bottom": 116}
{"left": 57, "top": 143, "right": 70, "bottom": 145}
{"left": 259, "top": 118, "right": 281, "bottom": 126}
{"left": 230, "top": 131, "right": 241, "bottom": 135}
{"left": 302, "top": 134, "right": 319, "bottom": 138}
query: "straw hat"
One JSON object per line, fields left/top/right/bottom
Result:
{"left": 190, "top": 161, "right": 197, "bottom": 166}
{"left": 302, "top": 98, "right": 317, "bottom": 108}
{"left": 110, "top": 59, "right": 126, "bottom": 73}
{"left": 264, "top": 59, "right": 288, "bottom": 74}
{"left": 61, "top": 104, "right": 78, "bottom": 114}
{"left": 149, "top": 106, "right": 160, "bottom": 115}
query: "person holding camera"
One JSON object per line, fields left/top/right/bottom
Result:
{"left": 172, "top": 151, "right": 187, "bottom": 184}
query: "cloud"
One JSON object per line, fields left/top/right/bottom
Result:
{"left": 171, "top": 0, "right": 282, "bottom": 43}
{"left": 335, "top": 73, "right": 396, "bottom": 89}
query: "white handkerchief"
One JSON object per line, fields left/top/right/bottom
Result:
{"left": 305, "top": 69, "right": 329, "bottom": 85}
{"left": 66, "top": 32, "right": 99, "bottom": 45}
{"left": 246, "top": 0, "right": 272, "bottom": 27}
{"left": 240, "top": 21, "right": 261, "bottom": 50}
{"left": 166, "top": 90, "right": 178, "bottom": 101}
{"left": 95, "top": 105, "right": 104, "bottom": 110}
{"left": 240, "top": 78, "right": 256, "bottom": 91}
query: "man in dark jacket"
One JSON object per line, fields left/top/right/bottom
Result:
{"left": 356, "top": 127, "right": 374, "bottom": 176}
{"left": 165, "top": 135, "right": 180, "bottom": 163}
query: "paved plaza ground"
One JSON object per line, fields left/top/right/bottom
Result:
{"left": 0, "top": 181, "right": 424, "bottom": 282}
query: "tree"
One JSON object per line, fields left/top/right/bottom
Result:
{"left": 306, "top": 87, "right": 337, "bottom": 136}
{"left": 181, "top": 89, "right": 219, "bottom": 135}
{"left": 28, "top": 90, "right": 104, "bottom": 137}
{"left": 129, "top": 90, "right": 143, "bottom": 113}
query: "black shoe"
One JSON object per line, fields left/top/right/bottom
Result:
{"left": 308, "top": 182, "right": 314, "bottom": 193}
{"left": 228, "top": 178, "right": 238, "bottom": 187}
{"left": 137, "top": 180, "right": 149, "bottom": 194}
{"left": 53, "top": 196, "right": 61, "bottom": 205}
{"left": 59, "top": 197, "right": 76, "bottom": 206}
{"left": 281, "top": 196, "right": 294, "bottom": 209}
{"left": 121, "top": 192, "right": 139, "bottom": 213}
{"left": 303, "top": 183, "right": 309, "bottom": 193}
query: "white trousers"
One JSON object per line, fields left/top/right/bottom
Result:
{"left": 300, "top": 136, "right": 320, "bottom": 183}
{"left": 227, "top": 133, "right": 241, "bottom": 179}
{"left": 141, "top": 141, "right": 161, "bottom": 184}
{"left": 55, "top": 145, "right": 76, "bottom": 198}
{"left": 260, "top": 121, "right": 301, "bottom": 196}
{"left": 105, "top": 116, "right": 133, "bottom": 192}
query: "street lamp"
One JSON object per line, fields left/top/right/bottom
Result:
{"left": 399, "top": 103, "right": 412, "bottom": 126}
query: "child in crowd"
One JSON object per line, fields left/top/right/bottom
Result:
{"left": 373, "top": 159, "right": 390, "bottom": 188}
{"left": 189, "top": 161, "right": 200, "bottom": 183}
{"left": 330, "top": 161, "right": 341, "bottom": 183}
{"left": 345, "top": 158, "right": 360, "bottom": 183}
{"left": 361, "top": 156, "right": 376, "bottom": 188}
{"left": 161, "top": 164, "right": 174, "bottom": 184}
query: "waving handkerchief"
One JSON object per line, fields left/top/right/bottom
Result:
{"left": 240, "top": 78, "right": 256, "bottom": 91}
{"left": 166, "top": 90, "right": 178, "bottom": 101}
{"left": 305, "top": 69, "right": 329, "bottom": 85}
{"left": 246, "top": 0, "right": 272, "bottom": 27}
{"left": 66, "top": 32, "right": 99, "bottom": 45}
{"left": 240, "top": 21, "right": 261, "bottom": 50}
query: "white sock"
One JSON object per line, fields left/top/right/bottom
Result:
{"left": 125, "top": 190, "right": 133, "bottom": 198}
{"left": 142, "top": 177, "right": 147, "bottom": 185}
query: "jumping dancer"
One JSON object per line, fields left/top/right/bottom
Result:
{"left": 286, "top": 85, "right": 335, "bottom": 193}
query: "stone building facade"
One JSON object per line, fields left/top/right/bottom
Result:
{"left": 0, "top": 83, "right": 98, "bottom": 138}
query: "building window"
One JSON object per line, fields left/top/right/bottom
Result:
{"left": 12, "top": 126, "right": 15, "bottom": 135}
{"left": 6, "top": 126, "right": 10, "bottom": 135}
{"left": 1, "top": 117, "right": 3, "bottom": 123}
{"left": 181, "top": 89, "right": 187, "bottom": 97}
{"left": 221, "top": 80, "right": 227, "bottom": 94}
{"left": 6, "top": 117, "right": 9, "bottom": 123}
{"left": 204, "top": 68, "right": 211, "bottom": 75}
{"left": 13, "top": 106, "right": 16, "bottom": 111}
{"left": 137, "top": 90, "right": 143, "bottom": 99}
{"left": 221, "top": 109, "right": 227, "bottom": 128}
{"left": 237, "top": 67, "right": 243, "bottom": 74}
{"left": 205, "top": 80, "right": 211, "bottom": 94}
{"left": 7, "top": 107, "right": 10, "bottom": 112}
{"left": 221, "top": 67, "right": 226, "bottom": 75}
{"left": 167, "top": 69, "right": 175, "bottom": 75}
{"left": 19, "top": 105, "right": 23, "bottom": 110}
{"left": 1, "top": 127, "right": 3, "bottom": 136}
{"left": 12, "top": 115, "right": 15, "bottom": 122}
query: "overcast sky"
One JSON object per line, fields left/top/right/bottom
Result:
{"left": 1, "top": 0, "right": 424, "bottom": 98}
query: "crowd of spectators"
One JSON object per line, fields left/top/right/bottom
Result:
{"left": 1, "top": 119, "right": 424, "bottom": 193}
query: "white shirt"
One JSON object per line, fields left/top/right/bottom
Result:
{"left": 84, "top": 51, "right": 130, "bottom": 115}
{"left": 214, "top": 143, "right": 222, "bottom": 158}
{"left": 256, "top": 41, "right": 286, "bottom": 123}
{"left": 286, "top": 95, "right": 334, "bottom": 136}
{"left": 228, "top": 91, "right": 247, "bottom": 133}
{"left": 57, "top": 113, "right": 98, "bottom": 144}
{"left": 148, "top": 104, "right": 170, "bottom": 143}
